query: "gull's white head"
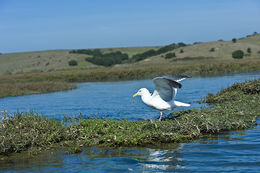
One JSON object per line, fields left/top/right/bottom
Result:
{"left": 133, "top": 88, "right": 150, "bottom": 97}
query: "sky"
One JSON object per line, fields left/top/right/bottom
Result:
{"left": 0, "top": 0, "right": 260, "bottom": 53}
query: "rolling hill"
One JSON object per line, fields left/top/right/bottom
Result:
{"left": 0, "top": 33, "right": 259, "bottom": 75}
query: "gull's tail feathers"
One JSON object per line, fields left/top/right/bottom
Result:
{"left": 174, "top": 100, "right": 190, "bottom": 107}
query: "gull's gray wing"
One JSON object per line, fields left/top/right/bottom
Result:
{"left": 152, "top": 75, "right": 191, "bottom": 102}
{"left": 152, "top": 76, "right": 181, "bottom": 102}
{"left": 162, "top": 75, "right": 191, "bottom": 82}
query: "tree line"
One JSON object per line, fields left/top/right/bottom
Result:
{"left": 69, "top": 42, "right": 187, "bottom": 66}
{"left": 85, "top": 51, "right": 129, "bottom": 66}
{"left": 131, "top": 42, "right": 186, "bottom": 62}
{"left": 69, "top": 49, "right": 129, "bottom": 66}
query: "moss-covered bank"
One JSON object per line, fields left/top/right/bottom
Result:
{"left": 0, "top": 79, "right": 260, "bottom": 155}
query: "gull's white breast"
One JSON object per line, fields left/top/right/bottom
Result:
{"left": 144, "top": 95, "right": 172, "bottom": 111}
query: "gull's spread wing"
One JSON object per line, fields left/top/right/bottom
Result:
{"left": 152, "top": 75, "right": 191, "bottom": 102}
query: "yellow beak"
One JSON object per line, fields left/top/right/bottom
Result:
{"left": 133, "top": 93, "right": 138, "bottom": 98}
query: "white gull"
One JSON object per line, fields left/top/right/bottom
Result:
{"left": 133, "top": 75, "right": 191, "bottom": 121}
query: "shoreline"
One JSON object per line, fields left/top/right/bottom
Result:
{"left": 0, "top": 58, "right": 260, "bottom": 98}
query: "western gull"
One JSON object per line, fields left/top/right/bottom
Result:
{"left": 133, "top": 75, "right": 191, "bottom": 121}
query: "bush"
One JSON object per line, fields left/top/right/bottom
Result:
{"left": 232, "top": 38, "right": 237, "bottom": 43}
{"left": 177, "top": 42, "right": 186, "bottom": 47}
{"left": 232, "top": 50, "right": 244, "bottom": 59}
{"left": 68, "top": 60, "right": 78, "bottom": 66}
{"left": 247, "top": 48, "right": 251, "bottom": 54}
{"left": 165, "top": 52, "right": 176, "bottom": 59}
{"left": 132, "top": 49, "right": 157, "bottom": 62}
{"left": 131, "top": 43, "right": 186, "bottom": 62}
{"left": 85, "top": 51, "right": 129, "bottom": 66}
{"left": 209, "top": 48, "right": 215, "bottom": 52}
{"left": 180, "top": 49, "right": 184, "bottom": 53}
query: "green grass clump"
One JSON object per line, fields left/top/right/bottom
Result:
{"left": 0, "top": 79, "right": 260, "bottom": 155}
{"left": 205, "top": 79, "right": 260, "bottom": 104}
{"left": 0, "top": 112, "right": 77, "bottom": 155}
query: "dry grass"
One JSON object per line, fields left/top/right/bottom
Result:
{"left": 1, "top": 58, "right": 260, "bottom": 84}
{"left": 0, "top": 47, "right": 159, "bottom": 75}
{"left": 0, "top": 34, "right": 259, "bottom": 75}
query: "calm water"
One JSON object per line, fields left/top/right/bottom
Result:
{"left": 0, "top": 72, "right": 260, "bottom": 172}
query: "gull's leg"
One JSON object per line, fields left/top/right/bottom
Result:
{"left": 159, "top": 112, "right": 163, "bottom": 121}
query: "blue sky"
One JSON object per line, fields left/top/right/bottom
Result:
{"left": 0, "top": 0, "right": 260, "bottom": 53}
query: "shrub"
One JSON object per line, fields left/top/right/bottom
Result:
{"left": 232, "top": 38, "right": 237, "bottom": 43}
{"left": 85, "top": 51, "right": 129, "bottom": 66}
{"left": 177, "top": 42, "right": 186, "bottom": 47}
{"left": 247, "top": 48, "right": 251, "bottom": 54}
{"left": 165, "top": 52, "right": 176, "bottom": 59}
{"left": 232, "top": 50, "right": 244, "bottom": 59}
{"left": 180, "top": 49, "right": 184, "bottom": 53}
{"left": 209, "top": 48, "right": 215, "bottom": 52}
{"left": 68, "top": 60, "right": 78, "bottom": 66}
{"left": 132, "top": 49, "right": 156, "bottom": 62}
{"left": 131, "top": 43, "right": 186, "bottom": 62}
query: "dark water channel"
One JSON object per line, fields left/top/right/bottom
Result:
{"left": 0, "top": 72, "right": 260, "bottom": 172}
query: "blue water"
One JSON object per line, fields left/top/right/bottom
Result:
{"left": 1, "top": 72, "right": 259, "bottom": 120}
{"left": 0, "top": 72, "right": 260, "bottom": 172}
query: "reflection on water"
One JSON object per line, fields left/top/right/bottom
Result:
{"left": 0, "top": 144, "right": 184, "bottom": 172}
{"left": 1, "top": 72, "right": 260, "bottom": 172}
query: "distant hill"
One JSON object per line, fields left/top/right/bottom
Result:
{"left": 136, "top": 33, "right": 260, "bottom": 66}
{"left": 0, "top": 47, "right": 159, "bottom": 74}
{"left": 0, "top": 33, "right": 259, "bottom": 75}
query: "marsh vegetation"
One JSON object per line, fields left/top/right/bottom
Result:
{"left": 0, "top": 82, "right": 76, "bottom": 98}
{"left": 1, "top": 79, "right": 259, "bottom": 155}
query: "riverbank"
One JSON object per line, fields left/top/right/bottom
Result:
{"left": 0, "top": 82, "right": 76, "bottom": 98}
{"left": 0, "top": 78, "right": 259, "bottom": 155}
{"left": 1, "top": 58, "right": 260, "bottom": 98}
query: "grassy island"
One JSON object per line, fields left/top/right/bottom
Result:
{"left": 1, "top": 79, "right": 259, "bottom": 155}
